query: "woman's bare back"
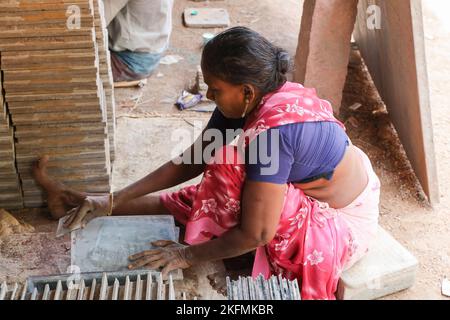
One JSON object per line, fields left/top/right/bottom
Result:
{"left": 294, "top": 143, "right": 368, "bottom": 209}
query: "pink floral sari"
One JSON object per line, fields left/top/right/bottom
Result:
{"left": 161, "top": 81, "right": 357, "bottom": 300}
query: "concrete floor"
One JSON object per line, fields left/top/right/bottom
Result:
{"left": 113, "top": 117, "right": 205, "bottom": 192}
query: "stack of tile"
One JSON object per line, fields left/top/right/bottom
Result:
{"left": 93, "top": 0, "right": 116, "bottom": 162}
{"left": 0, "top": 72, "right": 23, "bottom": 209}
{"left": 0, "top": 0, "right": 115, "bottom": 208}
{"left": 226, "top": 274, "right": 301, "bottom": 300}
{"left": 0, "top": 271, "right": 186, "bottom": 300}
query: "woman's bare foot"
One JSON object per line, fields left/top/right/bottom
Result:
{"left": 207, "top": 269, "right": 252, "bottom": 296}
{"left": 32, "top": 155, "right": 86, "bottom": 219}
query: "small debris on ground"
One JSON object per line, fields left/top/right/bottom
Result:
{"left": 114, "top": 79, "right": 147, "bottom": 88}
{"left": 194, "top": 66, "right": 208, "bottom": 99}
{"left": 160, "top": 55, "right": 184, "bottom": 65}
{"left": 182, "top": 66, "right": 216, "bottom": 112}
{"left": 176, "top": 90, "right": 203, "bottom": 110}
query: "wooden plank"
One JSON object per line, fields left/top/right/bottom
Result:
{"left": 294, "top": 0, "right": 359, "bottom": 113}
{"left": 1, "top": 50, "right": 97, "bottom": 70}
{"left": 21, "top": 173, "right": 110, "bottom": 188}
{"left": 0, "top": 179, "right": 20, "bottom": 189}
{"left": 0, "top": 0, "right": 88, "bottom": 3}
{"left": 0, "top": 194, "right": 23, "bottom": 203}
{"left": 0, "top": 27, "right": 93, "bottom": 38}
{"left": 7, "top": 86, "right": 102, "bottom": 100}
{"left": 353, "top": 0, "right": 439, "bottom": 204}
{"left": 0, "top": 161, "right": 16, "bottom": 172}
{"left": 11, "top": 105, "right": 102, "bottom": 115}
{"left": 0, "top": 155, "right": 16, "bottom": 164}
{"left": 3, "top": 67, "right": 98, "bottom": 81}
{"left": 7, "top": 96, "right": 101, "bottom": 110}
{"left": 0, "top": 172, "right": 20, "bottom": 179}
{"left": 5, "top": 91, "right": 100, "bottom": 102}
{"left": 21, "top": 186, "right": 109, "bottom": 200}
{"left": 15, "top": 140, "right": 107, "bottom": 153}
{"left": 20, "top": 167, "right": 109, "bottom": 182}
{"left": 4, "top": 82, "right": 99, "bottom": 94}
{"left": 15, "top": 133, "right": 107, "bottom": 147}
{"left": 14, "top": 124, "right": 105, "bottom": 138}
{"left": 17, "top": 160, "right": 108, "bottom": 175}
{"left": 4, "top": 75, "right": 98, "bottom": 86}
{"left": 0, "top": 2, "right": 91, "bottom": 13}
{"left": 15, "top": 148, "right": 107, "bottom": 162}
{"left": 0, "top": 36, "right": 95, "bottom": 52}
{"left": 21, "top": 185, "right": 107, "bottom": 198}
{"left": 0, "top": 11, "right": 93, "bottom": 26}
{"left": 11, "top": 112, "right": 104, "bottom": 125}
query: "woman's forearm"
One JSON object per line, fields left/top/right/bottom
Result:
{"left": 184, "top": 182, "right": 286, "bottom": 265}
{"left": 186, "top": 227, "right": 262, "bottom": 264}
{"left": 114, "top": 160, "right": 204, "bottom": 206}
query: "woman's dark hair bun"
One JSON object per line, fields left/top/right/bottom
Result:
{"left": 277, "top": 51, "right": 290, "bottom": 75}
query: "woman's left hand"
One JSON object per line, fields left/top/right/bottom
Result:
{"left": 128, "top": 240, "right": 194, "bottom": 277}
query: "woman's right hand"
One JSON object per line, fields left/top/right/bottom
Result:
{"left": 63, "top": 194, "right": 112, "bottom": 230}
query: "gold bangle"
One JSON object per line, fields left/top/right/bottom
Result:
{"left": 108, "top": 192, "right": 114, "bottom": 216}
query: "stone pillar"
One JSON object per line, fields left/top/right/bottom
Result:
{"left": 294, "top": 0, "right": 359, "bottom": 115}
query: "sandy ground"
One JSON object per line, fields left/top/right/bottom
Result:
{"left": 377, "top": 0, "right": 450, "bottom": 299}
{"left": 1, "top": 0, "right": 448, "bottom": 300}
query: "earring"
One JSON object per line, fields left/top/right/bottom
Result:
{"left": 241, "top": 99, "right": 249, "bottom": 118}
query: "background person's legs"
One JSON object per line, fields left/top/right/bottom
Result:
{"left": 294, "top": 0, "right": 359, "bottom": 115}
{"left": 106, "top": 0, "right": 174, "bottom": 81}
{"left": 123, "top": 0, "right": 174, "bottom": 54}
